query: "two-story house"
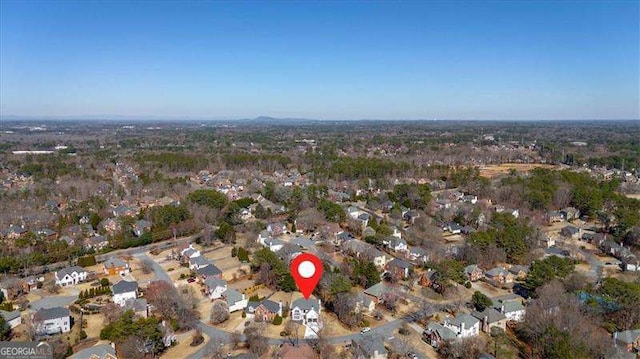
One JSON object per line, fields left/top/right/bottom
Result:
{"left": 471, "top": 307, "right": 507, "bottom": 333}
{"left": 290, "top": 297, "right": 322, "bottom": 330}
{"left": 246, "top": 300, "right": 282, "bottom": 322}
{"left": 442, "top": 313, "right": 480, "bottom": 338}
{"left": 33, "top": 307, "right": 71, "bottom": 335}
{"left": 111, "top": 280, "right": 138, "bottom": 306}
{"left": 464, "top": 264, "right": 484, "bottom": 282}
{"left": 485, "top": 267, "right": 514, "bottom": 286}
{"left": 386, "top": 258, "right": 412, "bottom": 280}
{"left": 189, "top": 256, "right": 212, "bottom": 271}
{"left": 493, "top": 299, "right": 526, "bottom": 322}
{"left": 103, "top": 257, "right": 130, "bottom": 276}
{"left": 0, "top": 310, "right": 21, "bottom": 328}
{"left": 204, "top": 277, "right": 227, "bottom": 300}
{"left": 54, "top": 266, "right": 87, "bottom": 287}
{"left": 223, "top": 289, "right": 248, "bottom": 313}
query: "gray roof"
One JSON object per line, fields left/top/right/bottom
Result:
{"left": 447, "top": 313, "right": 479, "bottom": 328}
{"left": 70, "top": 343, "right": 116, "bottom": 359}
{"left": 56, "top": 265, "right": 86, "bottom": 279}
{"left": 197, "top": 264, "right": 222, "bottom": 277}
{"left": 493, "top": 299, "right": 525, "bottom": 314}
{"left": 104, "top": 257, "right": 126, "bottom": 268}
{"left": 471, "top": 307, "right": 506, "bottom": 324}
{"left": 123, "top": 298, "right": 148, "bottom": 312}
{"left": 291, "top": 297, "right": 320, "bottom": 312}
{"left": 189, "top": 256, "right": 211, "bottom": 267}
{"left": 35, "top": 306, "right": 69, "bottom": 321}
{"left": 364, "top": 282, "right": 390, "bottom": 299}
{"left": 465, "top": 264, "right": 481, "bottom": 274}
{"left": 204, "top": 277, "right": 227, "bottom": 290}
{"left": 354, "top": 336, "right": 387, "bottom": 356}
{"left": 388, "top": 258, "right": 412, "bottom": 269}
{"left": 264, "top": 237, "right": 285, "bottom": 247}
{"left": 485, "top": 267, "right": 508, "bottom": 277}
{"left": 427, "top": 322, "right": 457, "bottom": 341}
{"left": 614, "top": 329, "right": 640, "bottom": 344}
{"left": 0, "top": 310, "right": 20, "bottom": 322}
{"left": 390, "top": 237, "right": 407, "bottom": 247}
{"left": 260, "top": 300, "right": 281, "bottom": 313}
{"left": 111, "top": 280, "right": 138, "bottom": 295}
{"left": 290, "top": 236, "right": 314, "bottom": 248}
{"left": 224, "top": 289, "right": 244, "bottom": 306}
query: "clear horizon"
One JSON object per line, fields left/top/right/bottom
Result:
{"left": 1, "top": 1, "right": 639, "bottom": 121}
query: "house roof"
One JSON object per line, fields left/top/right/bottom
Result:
{"left": 364, "top": 282, "right": 390, "bottom": 298}
{"left": 123, "top": 298, "right": 148, "bottom": 312}
{"left": 614, "top": 329, "right": 640, "bottom": 344}
{"left": 471, "top": 307, "right": 506, "bottom": 324}
{"left": 508, "top": 265, "right": 529, "bottom": 274}
{"left": 278, "top": 343, "right": 317, "bottom": 359}
{"left": 204, "top": 277, "right": 227, "bottom": 290}
{"left": 197, "top": 264, "right": 222, "bottom": 277}
{"left": 292, "top": 297, "right": 320, "bottom": 312}
{"left": 427, "top": 322, "right": 457, "bottom": 341}
{"left": 448, "top": 313, "right": 479, "bottom": 328}
{"left": 223, "top": 289, "right": 244, "bottom": 306}
{"left": 260, "top": 300, "right": 281, "bottom": 313}
{"left": 35, "top": 306, "right": 69, "bottom": 321}
{"left": 104, "top": 257, "right": 126, "bottom": 268}
{"left": 464, "top": 264, "right": 481, "bottom": 274}
{"left": 485, "top": 267, "right": 508, "bottom": 277}
{"left": 69, "top": 344, "right": 116, "bottom": 359}
{"left": 388, "top": 258, "right": 411, "bottom": 269}
{"left": 56, "top": 266, "right": 86, "bottom": 279}
{"left": 111, "top": 280, "right": 138, "bottom": 295}
{"left": 264, "top": 237, "right": 285, "bottom": 247}
{"left": 0, "top": 310, "right": 20, "bottom": 322}
{"left": 354, "top": 336, "right": 387, "bottom": 356}
{"left": 189, "top": 256, "right": 211, "bottom": 267}
{"left": 390, "top": 237, "right": 406, "bottom": 247}
{"left": 493, "top": 299, "right": 525, "bottom": 314}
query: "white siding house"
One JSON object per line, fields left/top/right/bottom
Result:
{"left": 54, "top": 266, "right": 87, "bottom": 287}
{"left": 112, "top": 280, "right": 138, "bottom": 307}
{"left": 33, "top": 307, "right": 71, "bottom": 335}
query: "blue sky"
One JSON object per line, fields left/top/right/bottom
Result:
{"left": 1, "top": 1, "right": 638, "bottom": 120}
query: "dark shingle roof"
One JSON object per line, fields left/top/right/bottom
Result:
{"left": 111, "top": 280, "right": 138, "bottom": 295}
{"left": 35, "top": 307, "right": 69, "bottom": 321}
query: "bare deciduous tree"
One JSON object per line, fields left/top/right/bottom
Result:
{"left": 210, "top": 300, "right": 229, "bottom": 324}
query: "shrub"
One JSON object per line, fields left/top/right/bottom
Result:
{"left": 360, "top": 320, "right": 370, "bottom": 328}
{"left": 272, "top": 314, "right": 283, "bottom": 325}
{"left": 79, "top": 330, "right": 87, "bottom": 340}
{"left": 100, "top": 278, "right": 110, "bottom": 287}
{"left": 241, "top": 311, "right": 246, "bottom": 318}
{"left": 231, "top": 247, "right": 238, "bottom": 257}
{"left": 464, "top": 281, "right": 472, "bottom": 289}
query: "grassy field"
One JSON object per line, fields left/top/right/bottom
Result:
{"left": 479, "top": 163, "right": 558, "bottom": 178}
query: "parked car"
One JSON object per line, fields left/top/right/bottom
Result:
{"left": 187, "top": 278, "right": 196, "bottom": 283}
{"left": 360, "top": 327, "right": 371, "bottom": 335}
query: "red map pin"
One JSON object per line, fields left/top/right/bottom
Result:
{"left": 290, "top": 253, "right": 323, "bottom": 299}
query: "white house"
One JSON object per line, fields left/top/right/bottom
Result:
{"left": 257, "top": 230, "right": 272, "bottom": 246}
{"left": 223, "top": 289, "right": 248, "bottom": 313}
{"left": 181, "top": 245, "right": 201, "bottom": 260}
{"left": 347, "top": 206, "right": 361, "bottom": 219}
{"left": 291, "top": 297, "right": 322, "bottom": 331}
{"left": 189, "top": 256, "right": 211, "bottom": 271}
{"left": 33, "top": 307, "right": 71, "bottom": 335}
{"left": 263, "top": 237, "right": 285, "bottom": 252}
{"left": 0, "top": 310, "right": 21, "bottom": 328}
{"left": 443, "top": 313, "right": 480, "bottom": 338}
{"left": 204, "top": 277, "right": 227, "bottom": 300}
{"left": 54, "top": 266, "right": 87, "bottom": 287}
{"left": 494, "top": 299, "right": 526, "bottom": 322}
{"left": 387, "top": 237, "right": 408, "bottom": 253}
{"left": 112, "top": 280, "right": 138, "bottom": 307}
